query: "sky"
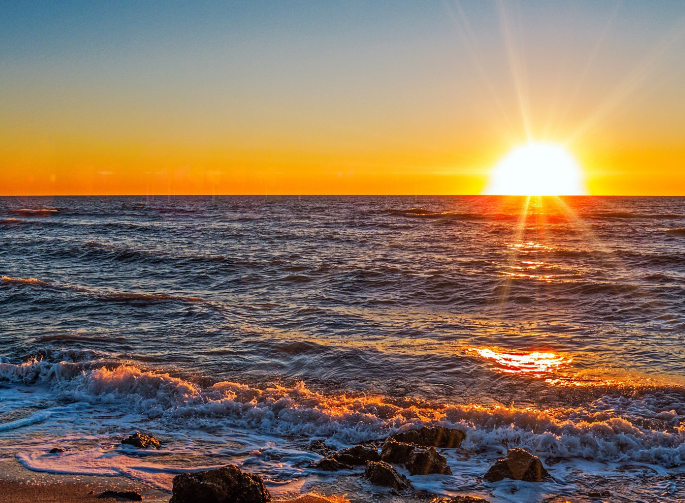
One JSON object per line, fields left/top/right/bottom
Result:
{"left": 1, "top": 0, "right": 685, "bottom": 195}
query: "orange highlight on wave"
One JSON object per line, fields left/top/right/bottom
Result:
{"left": 473, "top": 348, "right": 571, "bottom": 375}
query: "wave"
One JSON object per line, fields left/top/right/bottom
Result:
{"left": 385, "top": 208, "right": 574, "bottom": 224}
{"left": 666, "top": 228, "right": 685, "bottom": 236}
{"left": 8, "top": 208, "right": 59, "bottom": 216}
{"left": 1, "top": 359, "right": 683, "bottom": 467}
{"left": 0, "top": 275, "right": 204, "bottom": 304}
{"left": 0, "top": 411, "right": 51, "bottom": 432}
{"left": 386, "top": 208, "right": 504, "bottom": 221}
{"left": 584, "top": 211, "right": 683, "bottom": 220}
{"left": 1, "top": 276, "right": 51, "bottom": 287}
{"left": 386, "top": 208, "right": 684, "bottom": 223}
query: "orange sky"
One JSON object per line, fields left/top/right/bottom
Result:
{"left": 2, "top": 1, "right": 685, "bottom": 195}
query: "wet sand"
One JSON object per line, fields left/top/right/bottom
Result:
{"left": 0, "top": 459, "right": 345, "bottom": 503}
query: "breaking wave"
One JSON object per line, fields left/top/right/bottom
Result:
{"left": 1, "top": 358, "right": 683, "bottom": 467}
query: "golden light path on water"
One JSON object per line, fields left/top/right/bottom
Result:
{"left": 472, "top": 347, "right": 571, "bottom": 376}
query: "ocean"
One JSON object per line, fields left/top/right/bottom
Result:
{"left": 1, "top": 196, "right": 684, "bottom": 502}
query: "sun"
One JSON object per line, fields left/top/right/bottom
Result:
{"left": 484, "top": 142, "right": 586, "bottom": 196}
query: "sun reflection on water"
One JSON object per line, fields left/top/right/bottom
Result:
{"left": 473, "top": 347, "right": 571, "bottom": 375}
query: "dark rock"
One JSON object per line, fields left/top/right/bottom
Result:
{"left": 335, "top": 444, "right": 380, "bottom": 465}
{"left": 315, "top": 456, "right": 351, "bottom": 471}
{"left": 405, "top": 446, "right": 452, "bottom": 475}
{"left": 364, "top": 461, "right": 411, "bottom": 491}
{"left": 390, "top": 426, "right": 466, "bottom": 448}
{"left": 49, "top": 447, "right": 66, "bottom": 454}
{"left": 380, "top": 438, "right": 415, "bottom": 464}
{"left": 96, "top": 491, "right": 143, "bottom": 501}
{"left": 483, "top": 460, "right": 513, "bottom": 482}
{"left": 484, "top": 448, "right": 550, "bottom": 482}
{"left": 170, "top": 465, "right": 271, "bottom": 503}
{"left": 381, "top": 438, "right": 451, "bottom": 475}
{"left": 121, "top": 432, "right": 161, "bottom": 449}
{"left": 306, "top": 440, "right": 335, "bottom": 456}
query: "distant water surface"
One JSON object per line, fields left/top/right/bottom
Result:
{"left": 1, "top": 196, "right": 684, "bottom": 502}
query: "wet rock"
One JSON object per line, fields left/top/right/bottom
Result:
{"left": 389, "top": 426, "right": 466, "bottom": 448}
{"left": 405, "top": 446, "right": 452, "bottom": 475}
{"left": 335, "top": 444, "right": 380, "bottom": 465}
{"left": 121, "top": 432, "right": 161, "bottom": 449}
{"left": 315, "top": 456, "right": 351, "bottom": 471}
{"left": 314, "top": 443, "right": 380, "bottom": 470}
{"left": 306, "top": 440, "right": 335, "bottom": 456}
{"left": 381, "top": 438, "right": 451, "bottom": 475}
{"left": 484, "top": 448, "right": 550, "bottom": 482}
{"left": 49, "top": 447, "right": 66, "bottom": 453}
{"left": 364, "top": 461, "right": 411, "bottom": 491}
{"left": 170, "top": 465, "right": 271, "bottom": 503}
{"left": 96, "top": 490, "right": 143, "bottom": 501}
{"left": 380, "top": 438, "right": 415, "bottom": 464}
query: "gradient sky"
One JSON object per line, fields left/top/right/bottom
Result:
{"left": 2, "top": 0, "right": 685, "bottom": 195}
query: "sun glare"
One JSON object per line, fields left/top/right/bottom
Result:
{"left": 485, "top": 143, "right": 586, "bottom": 196}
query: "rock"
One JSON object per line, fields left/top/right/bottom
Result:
{"left": 306, "top": 440, "right": 335, "bottom": 456}
{"left": 335, "top": 444, "right": 380, "bottom": 465}
{"left": 364, "top": 461, "right": 411, "bottom": 491}
{"left": 381, "top": 439, "right": 451, "bottom": 475}
{"left": 380, "top": 438, "right": 415, "bottom": 464}
{"left": 96, "top": 491, "right": 143, "bottom": 501}
{"left": 315, "top": 456, "right": 351, "bottom": 471}
{"left": 49, "top": 447, "right": 66, "bottom": 453}
{"left": 169, "top": 465, "right": 271, "bottom": 503}
{"left": 405, "top": 446, "right": 451, "bottom": 475}
{"left": 121, "top": 432, "right": 161, "bottom": 449}
{"left": 314, "top": 443, "right": 380, "bottom": 470}
{"left": 390, "top": 426, "right": 466, "bottom": 448}
{"left": 484, "top": 448, "right": 550, "bottom": 482}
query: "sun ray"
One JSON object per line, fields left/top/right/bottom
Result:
{"left": 551, "top": 0, "right": 622, "bottom": 140}
{"left": 442, "top": 0, "right": 518, "bottom": 141}
{"left": 496, "top": 0, "right": 533, "bottom": 142}
{"left": 497, "top": 195, "right": 531, "bottom": 308}
{"left": 564, "top": 17, "right": 685, "bottom": 146}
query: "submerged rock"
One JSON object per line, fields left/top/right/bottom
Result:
{"left": 96, "top": 490, "right": 143, "bottom": 501}
{"left": 389, "top": 426, "right": 466, "bottom": 448}
{"left": 48, "top": 447, "right": 66, "bottom": 454}
{"left": 484, "top": 448, "right": 550, "bottom": 482}
{"left": 169, "top": 465, "right": 271, "bottom": 503}
{"left": 365, "top": 461, "right": 411, "bottom": 490}
{"left": 121, "top": 432, "right": 161, "bottom": 449}
{"left": 405, "top": 446, "right": 452, "bottom": 475}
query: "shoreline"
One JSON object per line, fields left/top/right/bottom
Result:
{"left": 0, "top": 459, "right": 346, "bottom": 503}
{"left": 0, "top": 459, "right": 169, "bottom": 503}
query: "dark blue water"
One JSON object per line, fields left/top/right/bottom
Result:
{"left": 1, "top": 196, "right": 684, "bottom": 501}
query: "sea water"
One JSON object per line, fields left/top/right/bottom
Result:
{"left": 1, "top": 196, "right": 684, "bottom": 501}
